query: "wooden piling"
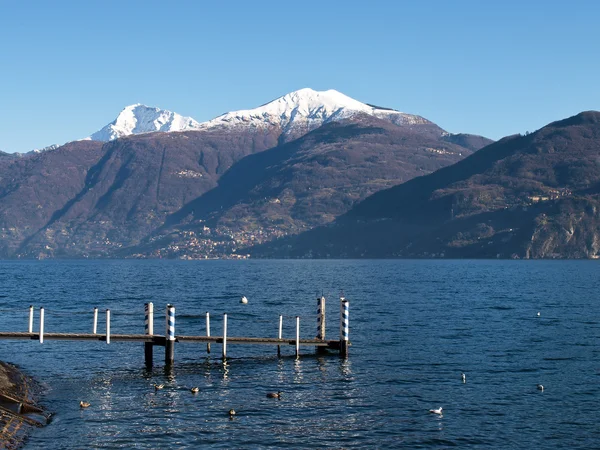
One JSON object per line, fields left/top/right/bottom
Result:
{"left": 144, "top": 302, "right": 154, "bottom": 368}
{"left": 206, "top": 312, "right": 211, "bottom": 354}
{"left": 316, "top": 296, "right": 327, "bottom": 354}
{"left": 222, "top": 313, "right": 228, "bottom": 359}
{"left": 28, "top": 306, "right": 33, "bottom": 333}
{"left": 165, "top": 304, "right": 175, "bottom": 366}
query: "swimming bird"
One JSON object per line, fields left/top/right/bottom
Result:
{"left": 190, "top": 387, "right": 199, "bottom": 393}
{"left": 537, "top": 384, "right": 544, "bottom": 391}
{"left": 429, "top": 407, "right": 443, "bottom": 415}
{"left": 154, "top": 384, "right": 165, "bottom": 390}
{"left": 79, "top": 401, "right": 91, "bottom": 408}
{"left": 229, "top": 408, "right": 236, "bottom": 416}
{"left": 266, "top": 391, "right": 282, "bottom": 399}
{"left": 461, "top": 373, "right": 466, "bottom": 383}
{"left": 240, "top": 296, "right": 248, "bottom": 304}
{"left": 537, "top": 312, "right": 541, "bottom": 317}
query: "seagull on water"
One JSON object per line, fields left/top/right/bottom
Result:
{"left": 190, "top": 387, "right": 200, "bottom": 393}
{"left": 537, "top": 384, "right": 544, "bottom": 391}
{"left": 266, "top": 391, "right": 282, "bottom": 399}
{"left": 229, "top": 409, "right": 236, "bottom": 417}
{"left": 154, "top": 384, "right": 165, "bottom": 390}
{"left": 429, "top": 407, "right": 443, "bottom": 415}
{"left": 240, "top": 296, "right": 248, "bottom": 304}
{"left": 79, "top": 401, "right": 91, "bottom": 408}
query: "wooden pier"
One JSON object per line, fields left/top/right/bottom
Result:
{"left": 0, "top": 296, "right": 350, "bottom": 368}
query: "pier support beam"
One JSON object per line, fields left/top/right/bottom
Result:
{"left": 316, "top": 296, "right": 327, "bottom": 354}
{"left": 339, "top": 297, "right": 349, "bottom": 357}
{"left": 165, "top": 304, "right": 175, "bottom": 366}
{"left": 144, "top": 302, "right": 154, "bottom": 368}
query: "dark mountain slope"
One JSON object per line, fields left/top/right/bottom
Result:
{"left": 125, "top": 115, "right": 477, "bottom": 258}
{"left": 251, "top": 111, "right": 600, "bottom": 259}
{"left": 6, "top": 128, "right": 280, "bottom": 258}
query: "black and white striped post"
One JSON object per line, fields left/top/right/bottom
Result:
{"left": 39, "top": 307, "right": 44, "bottom": 344}
{"left": 93, "top": 307, "right": 98, "bottom": 334}
{"left": 316, "top": 296, "right": 327, "bottom": 354}
{"left": 106, "top": 309, "right": 111, "bottom": 344}
{"left": 144, "top": 302, "right": 154, "bottom": 368}
{"left": 339, "top": 297, "right": 349, "bottom": 357}
{"left": 28, "top": 305, "right": 34, "bottom": 333}
{"left": 206, "top": 312, "right": 211, "bottom": 354}
{"left": 222, "top": 313, "right": 228, "bottom": 360}
{"left": 165, "top": 304, "right": 175, "bottom": 366}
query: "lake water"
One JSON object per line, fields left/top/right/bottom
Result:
{"left": 0, "top": 260, "right": 598, "bottom": 449}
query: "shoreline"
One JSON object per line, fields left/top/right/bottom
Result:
{"left": 0, "top": 362, "right": 47, "bottom": 448}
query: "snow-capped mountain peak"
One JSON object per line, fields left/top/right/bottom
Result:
{"left": 86, "top": 104, "right": 202, "bottom": 142}
{"left": 199, "top": 88, "right": 432, "bottom": 135}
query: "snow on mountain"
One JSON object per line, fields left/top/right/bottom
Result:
{"left": 199, "top": 88, "right": 433, "bottom": 135}
{"left": 86, "top": 104, "right": 202, "bottom": 142}
{"left": 83, "top": 89, "right": 437, "bottom": 144}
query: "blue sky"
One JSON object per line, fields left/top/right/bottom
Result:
{"left": 1, "top": 0, "right": 599, "bottom": 153}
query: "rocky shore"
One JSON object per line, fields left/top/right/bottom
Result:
{"left": 0, "top": 362, "right": 46, "bottom": 449}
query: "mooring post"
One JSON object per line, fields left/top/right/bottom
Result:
{"left": 339, "top": 297, "right": 349, "bottom": 357}
{"left": 93, "top": 307, "right": 98, "bottom": 334}
{"left": 28, "top": 305, "right": 34, "bottom": 333}
{"left": 39, "top": 307, "right": 44, "bottom": 344}
{"left": 316, "top": 296, "right": 327, "bottom": 354}
{"left": 106, "top": 309, "right": 111, "bottom": 344}
{"left": 277, "top": 314, "right": 283, "bottom": 357}
{"left": 206, "top": 312, "right": 211, "bottom": 354}
{"left": 222, "top": 313, "right": 228, "bottom": 359}
{"left": 165, "top": 304, "right": 175, "bottom": 366}
{"left": 144, "top": 302, "right": 154, "bottom": 368}
{"left": 295, "top": 316, "right": 300, "bottom": 358}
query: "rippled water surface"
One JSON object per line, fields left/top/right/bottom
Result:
{"left": 0, "top": 260, "right": 598, "bottom": 448}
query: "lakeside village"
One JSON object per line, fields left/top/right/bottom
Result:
{"left": 131, "top": 224, "right": 288, "bottom": 260}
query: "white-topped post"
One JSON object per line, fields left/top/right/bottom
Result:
{"left": 106, "top": 309, "right": 111, "bottom": 344}
{"left": 28, "top": 305, "right": 34, "bottom": 333}
{"left": 39, "top": 307, "right": 44, "bottom": 344}
{"left": 277, "top": 314, "right": 283, "bottom": 357}
{"left": 206, "top": 312, "right": 211, "bottom": 354}
{"left": 144, "top": 302, "right": 154, "bottom": 368}
{"left": 295, "top": 316, "right": 300, "bottom": 358}
{"left": 222, "top": 313, "right": 228, "bottom": 359}
{"left": 93, "top": 307, "right": 98, "bottom": 334}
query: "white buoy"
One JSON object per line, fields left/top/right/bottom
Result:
{"left": 461, "top": 373, "right": 466, "bottom": 383}
{"left": 537, "top": 312, "right": 541, "bottom": 317}
{"left": 240, "top": 296, "right": 248, "bottom": 304}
